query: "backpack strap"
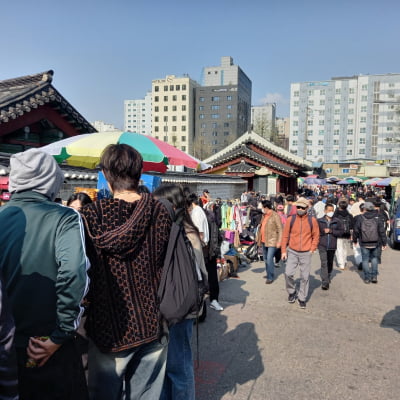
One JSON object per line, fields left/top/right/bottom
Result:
{"left": 289, "top": 214, "right": 313, "bottom": 234}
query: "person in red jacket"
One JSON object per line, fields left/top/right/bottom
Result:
{"left": 281, "top": 197, "right": 320, "bottom": 309}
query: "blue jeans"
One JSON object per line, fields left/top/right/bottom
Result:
{"left": 262, "top": 245, "right": 277, "bottom": 281}
{"left": 88, "top": 338, "right": 167, "bottom": 400}
{"left": 161, "top": 319, "right": 194, "bottom": 400}
{"left": 360, "top": 246, "right": 379, "bottom": 280}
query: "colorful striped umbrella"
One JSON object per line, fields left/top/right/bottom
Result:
{"left": 41, "top": 132, "right": 205, "bottom": 172}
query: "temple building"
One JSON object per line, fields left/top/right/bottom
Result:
{"left": 0, "top": 70, "right": 96, "bottom": 154}
{"left": 201, "top": 131, "right": 312, "bottom": 194}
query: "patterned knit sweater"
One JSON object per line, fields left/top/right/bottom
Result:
{"left": 81, "top": 194, "right": 171, "bottom": 352}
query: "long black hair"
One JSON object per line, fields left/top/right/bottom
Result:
{"left": 153, "top": 184, "right": 200, "bottom": 236}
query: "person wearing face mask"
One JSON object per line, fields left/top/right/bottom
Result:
{"left": 281, "top": 197, "right": 320, "bottom": 309}
{"left": 256, "top": 200, "right": 282, "bottom": 284}
{"left": 317, "top": 204, "right": 344, "bottom": 290}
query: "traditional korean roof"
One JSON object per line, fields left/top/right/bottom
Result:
{"left": 203, "top": 131, "right": 312, "bottom": 171}
{"left": 0, "top": 70, "right": 96, "bottom": 133}
{"left": 226, "top": 160, "right": 255, "bottom": 174}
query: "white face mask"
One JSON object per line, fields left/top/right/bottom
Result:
{"left": 326, "top": 211, "right": 334, "bottom": 218}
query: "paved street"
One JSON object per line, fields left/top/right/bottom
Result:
{"left": 195, "top": 246, "right": 400, "bottom": 400}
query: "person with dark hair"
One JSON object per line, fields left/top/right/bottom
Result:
{"left": 137, "top": 184, "right": 150, "bottom": 194}
{"left": 200, "top": 189, "right": 210, "bottom": 206}
{"left": 353, "top": 203, "right": 366, "bottom": 270}
{"left": 317, "top": 204, "right": 343, "bottom": 290}
{"left": 80, "top": 144, "right": 171, "bottom": 400}
{"left": 256, "top": 200, "right": 282, "bottom": 284}
{"left": 153, "top": 184, "right": 207, "bottom": 400}
{"left": 67, "top": 192, "right": 93, "bottom": 211}
{"left": 333, "top": 199, "right": 354, "bottom": 270}
{"left": 284, "top": 195, "right": 297, "bottom": 216}
{"left": 0, "top": 149, "right": 89, "bottom": 399}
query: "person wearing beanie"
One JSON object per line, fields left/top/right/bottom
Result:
{"left": 0, "top": 148, "right": 90, "bottom": 399}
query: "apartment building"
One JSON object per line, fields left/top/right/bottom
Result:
{"left": 251, "top": 103, "right": 276, "bottom": 140}
{"left": 124, "top": 92, "right": 152, "bottom": 135}
{"left": 152, "top": 75, "right": 199, "bottom": 154}
{"left": 289, "top": 74, "right": 400, "bottom": 165}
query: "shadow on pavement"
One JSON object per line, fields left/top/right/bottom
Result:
{"left": 195, "top": 279, "right": 264, "bottom": 399}
{"left": 380, "top": 306, "right": 400, "bottom": 333}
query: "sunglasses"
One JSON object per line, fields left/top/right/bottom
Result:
{"left": 297, "top": 206, "right": 307, "bottom": 210}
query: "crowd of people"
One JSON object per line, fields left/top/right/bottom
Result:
{"left": 0, "top": 147, "right": 394, "bottom": 400}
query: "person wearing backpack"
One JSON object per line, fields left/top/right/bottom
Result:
{"left": 317, "top": 203, "right": 344, "bottom": 290}
{"left": 281, "top": 197, "right": 320, "bottom": 309}
{"left": 352, "top": 202, "right": 387, "bottom": 284}
{"left": 153, "top": 185, "right": 208, "bottom": 400}
{"left": 333, "top": 199, "right": 354, "bottom": 270}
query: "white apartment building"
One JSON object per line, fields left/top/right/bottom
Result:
{"left": 92, "top": 120, "right": 120, "bottom": 132}
{"left": 152, "top": 75, "right": 199, "bottom": 154}
{"left": 124, "top": 92, "right": 152, "bottom": 135}
{"left": 289, "top": 74, "right": 400, "bottom": 165}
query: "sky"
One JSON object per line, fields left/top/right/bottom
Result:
{"left": 1, "top": 0, "right": 400, "bottom": 130}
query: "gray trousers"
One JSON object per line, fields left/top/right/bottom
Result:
{"left": 285, "top": 248, "right": 312, "bottom": 302}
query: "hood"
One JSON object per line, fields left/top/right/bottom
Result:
{"left": 9, "top": 148, "right": 64, "bottom": 201}
{"left": 363, "top": 210, "right": 378, "bottom": 219}
{"left": 82, "top": 193, "right": 158, "bottom": 257}
{"left": 334, "top": 209, "right": 349, "bottom": 217}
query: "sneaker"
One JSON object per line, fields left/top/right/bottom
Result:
{"left": 357, "top": 263, "right": 363, "bottom": 271}
{"left": 364, "top": 279, "right": 370, "bottom": 284}
{"left": 298, "top": 299, "right": 306, "bottom": 309}
{"left": 210, "top": 300, "right": 224, "bottom": 311}
{"left": 288, "top": 292, "right": 297, "bottom": 303}
{"left": 321, "top": 283, "right": 329, "bottom": 290}
{"left": 371, "top": 277, "right": 378, "bottom": 284}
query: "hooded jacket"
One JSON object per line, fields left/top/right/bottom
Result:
{"left": 352, "top": 210, "right": 387, "bottom": 247}
{"left": 317, "top": 216, "right": 343, "bottom": 250}
{"left": 81, "top": 194, "right": 171, "bottom": 352}
{"left": 333, "top": 208, "right": 354, "bottom": 238}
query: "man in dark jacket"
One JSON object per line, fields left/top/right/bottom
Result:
{"left": 353, "top": 202, "right": 387, "bottom": 284}
{"left": 333, "top": 199, "right": 354, "bottom": 270}
{"left": 317, "top": 204, "right": 344, "bottom": 290}
{"left": 0, "top": 149, "right": 90, "bottom": 399}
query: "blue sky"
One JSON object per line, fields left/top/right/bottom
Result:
{"left": 1, "top": 0, "right": 399, "bottom": 129}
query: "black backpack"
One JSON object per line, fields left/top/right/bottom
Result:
{"left": 337, "top": 214, "right": 351, "bottom": 236}
{"left": 360, "top": 215, "right": 379, "bottom": 243}
{"left": 158, "top": 199, "right": 206, "bottom": 327}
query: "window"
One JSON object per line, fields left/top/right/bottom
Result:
{"left": 224, "top": 122, "right": 229, "bottom": 127}
{"left": 349, "top": 88, "right": 355, "bottom": 94}
{"left": 172, "top": 116, "right": 177, "bottom": 122}
{"left": 212, "top": 131, "right": 218, "bottom": 136}
{"left": 293, "top": 91, "right": 300, "bottom": 97}
{"left": 201, "top": 123, "right": 206, "bottom": 128}
{"left": 333, "top": 150, "right": 339, "bottom": 155}
{"left": 307, "top": 149, "right": 313, "bottom": 156}
{"left": 227, "top": 95, "right": 232, "bottom": 101}
{"left": 348, "top": 98, "right": 354, "bottom": 104}
{"left": 335, "top": 99, "right": 340, "bottom": 105}
{"left": 211, "top": 114, "right": 219, "bottom": 119}
{"left": 163, "top": 136, "right": 168, "bottom": 141}
{"left": 172, "top": 126, "right": 176, "bottom": 132}
{"left": 181, "top": 136, "right": 186, "bottom": 141}
{"left": 307, "top": 120, "right": 313, "bottom": 126}
{"left": 334, "top": 109, "right": 340, "bottom": 115}
{"left": 227, "top": 114, "right": 232, "bottom": 118}
{"left": 154, "top": 96, "right": 159, "bottom": 102}
{"left": 199, "top": 106, "right": 204, "bottom": 111}
{"left": 320, "top": 89, "right": 325, "bottom": 95}
{"left": 348, "top": 119, "right": 353, "bottom": 125}
{"left": 319, "top": 110, "right": 324, "bottom": 116}
{"left": 182, "top": 95, "right": 187, "bottom": 101}
{"left": 347, "top": 139, "right": 353, "bottom": 145}
{"left": 292, "top": 130, "right": 298, "bottom": 136}
{"left": 361, "top": 106, "right": 367, "bottom": 112}
{"left": 308, "top": 100, "right": 314, "bottom": 106}
{"left": 360, "top": 127, "right": 366, "bottom": 133}
{"left": 182, "top": 116, "right": 186, "bottom": 121}
{"left": 320, "top": 100, "right": 325, "bottom": 106}
{"left": 212, "top": 140, "right": 218, "bottom": 145}
{"left": 346, "top": 149, "right": 352, "bottom": 155}
{"left": 334, "top": 130, "right": 339, "bottom": 135}
{"left": 164, "top": 106, "right": 168, "bottom": 111}
{"left": 155, "top": 106, "right": 159, "bottom": 112}
{"left": 199, "top": 114, "right": 204, "bottom": 119}
{"left": 176, "top": 85, "right": 180, "bottom": 90}
{"left": 172, "top": 95, "right": 177, "bottom": 101}
{"left": 386, "top": 148, "right": 392, "bottom": 153}
{"left": 182, "top": 126, "right": 186, "bottom": 131}
{"left": 387, "top": 127, "right": 393, "bottom": 131}
{"left": 362, "top": 84, "right": 368, "bottom": 90}
{"left": 163, "top": 116, "right": 168, "bottom": 122}
{"left": 348, "top": 108, "right": 354, "bottom": 114}
{"left": 335, "top": 88, "right": 341, "bottom": 94}
{"left": 342, "top": 168, "right": 350, "bottom": 173}
{"left": 333, "top": 139, "right": 339, "bottom": 145}
{"left": 292, "top": 140, "right": 298, "bottom": 146}
{"left": 155, "top": 126, "right": 159, "bottom": 132}
{"left": 223, "top": 131, "right": 229, "bottom": 136}
{"left": 293, "top": 111, "right": 299, "bottom": 117}
{"left": 389, "top": 83, "right": 395, "bottom": 88}
{"left": 211, "top": 96, "right": 220, "bottom": 101}
{"left": 172, "top": 105, "right": 177, "bottom": 111}
{"left": 212, "top": 122, "right": 217, "bottom": 128}
{"left": 319, "top": 130, "right": 324, "bottom": 135}
{"left": 182, "top": 105, "right": 186, "bottom": 111}
{"left": 318, "top": 140, "right": 324, "bottom": 145}
{"left": 359, "top": 148, "right": 365, "bottom": 154}
{"left": 154, "top": 117, "right": 159, "bottom": 122}
{"left": 359, "top": 138, "right": 366, "bottom": 144}
{"left": 227, "top": 105, "right": 232, "bottom": 109}
{"left": 293, "top": 121, "right": 299, "bottom": 127}
{"left": 199, "top": 97, "right": 204, "bottom": 102}
{"left": 347, "top": 129, "right": 353, "bottom": 135}
{"left": 211, "top": 105, "right": 220, "bottom": 110}
{"left": 308, "top": 90, "right": 313, "bottom": 96}
{"left": 154, "top": 86, "right": 159, "bottom": 92}
{"left": 164, "top": 85, "right": 168, "bottom": 91}
{"left": 319, "top": 120, "right": 325, "bottom": 126}
{"left": 163, "top": 126, "right": 168, "bottom": 132}
{"left": 360, "top": 116, "right": 366, "bottom": 123}
{"left": 169, "top": 85, "right": 174, "bottom": 91}
{"left": 293, "top": 101, "right": 299, "bottom": 107}
{"left": 361, "top": 95, "right": 368, "bottom": 101}
{"left": 182, "top": 84, "right": 186, "bottom": 90}
{"left": 318, "top": 150, "right": 324, "bottom": 155}
{"left": 163, "top": 96, "right": 168, "bottom": 101}
{"left": 181, "top": 146, "right": 186, "bottom": 151}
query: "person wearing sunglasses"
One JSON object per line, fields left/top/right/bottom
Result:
{"left": 281, "top": 197, "right": 320, "bottom": 309}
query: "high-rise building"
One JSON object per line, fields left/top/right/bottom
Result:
{"left": 193, "top": 57, "right": 252, "bottom": 159}
{"left": 289, "top": 74, "right": 400, "bottom": 165}
{"left": 275, "top": 117, "right": 290, "bottom": 150}
{"left": 124, "top": 92, "right": 152, "bottom": 135}
{"left": 92, "top": 120, "right": 120, "bottom": 132}
{"left": 251, "top": 103, "right": 276, "bottom": 140}
{"left": 151, "top": 75, "right": 199, "bottom": 154}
